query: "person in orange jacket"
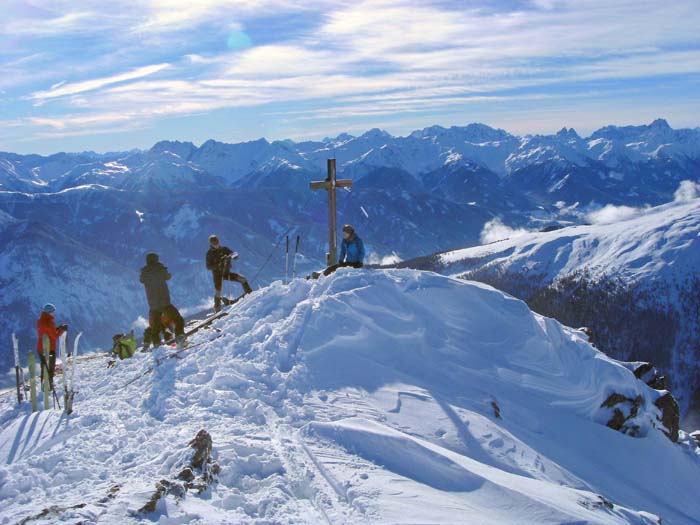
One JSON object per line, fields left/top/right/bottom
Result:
{"left": 36, "top": 303, "right": 67, "bottom": 387}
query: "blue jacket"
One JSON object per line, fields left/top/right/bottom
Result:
{"left": 340, "top": 235, "right": 365, "bottom": 264}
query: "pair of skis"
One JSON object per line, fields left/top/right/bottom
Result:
{"left": 59, "top": 331, "right": 81, "bottom": 415}
{"left": 285, "top": 234, "right": 301, "bottom": 283}
{"left": 12, "top": 331, "right": 81, "bottom": 414}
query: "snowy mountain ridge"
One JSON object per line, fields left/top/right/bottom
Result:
{"left": 440, "top": 197, "right": 700, "bottom": 285}
{"left": 2, "top": 119, "right": 699, "bottom": 192}
{"left": 1, "top": 270, "right": 698, "bottom": 524}
{"left": 392, "top": 197, "right": 700, "bottom": 428}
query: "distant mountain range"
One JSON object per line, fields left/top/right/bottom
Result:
{"left": 1, "top": 118, "right": 699, "bottom": 383}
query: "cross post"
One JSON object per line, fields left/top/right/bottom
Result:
{"left": 310, "top": 159, "right": 352, "bottom": 266}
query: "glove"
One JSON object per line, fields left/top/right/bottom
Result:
{"left": 59, "top": 324, "right": 68, "bottom": 331}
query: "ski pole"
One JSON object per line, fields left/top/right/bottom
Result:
{"left": 293, "top": 235, "right": 301, "bottom": 278}
{"left": 285, "top": 235, "right": 290, "bottom": 284}
{"left": 250, "top": 227, "right": 292, "bottom": 287}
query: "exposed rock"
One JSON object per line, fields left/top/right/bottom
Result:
{"left": 601, "top": 394, "right": 643, "bottom": 437}
{"left": 632, "top": 362, "right": 667, "bottom": 391}
{"left": 601, "top": 388, "right": 680, "bottom": 443}
{"left": 647, "top": 374, "right": 667, "bottom": 391}
{"left": 578, "top": 326, "right": 594, "bottom": 344}
{"left": 177, "top": 467, "right": 195, "bottom": 482}
{"left": 138, "top": 429, "right": 220, "bottom": 515}
{"left": 138, "top": 479, "right": 186, "bottom": 514}
{"left": 17, "top": 503, "right": 87, "bottom": 525}
{"left": 491, "top": 399, "right": 502, "bottom": 419}
{"left": 654, "top": 392, "right": 680, "bottom": 443}
{"left": 18, "top": 486, "right": 120, "bottom": 523}
{"left": 97, "top": 484, "right": 121, "bottom": 504}
{"left": 601, "top": 393, "right": 629, "bottom": 409}
{"left": 579, "top": 495, "right": 614, "bottom": 511}
{"left": 189, "top": 429, "right": 213, "bottom": 470}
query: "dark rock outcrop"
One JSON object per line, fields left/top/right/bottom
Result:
{"left": 600, "top": 393, "right": 643, "bottom": 437}
{"left": 654, "top": 392, "right": 680, "bottom": 443}
{"left": 632, "top": 362, "right": 667, "bottom": 391}
{"left": 491, "top": 399, "right": 502, "bottom": 419}
{"left": 138, "top": 429, "right": 220, "bottom": 515}
{"left": 600, "top": 390, "right": 680, "bottom": 443}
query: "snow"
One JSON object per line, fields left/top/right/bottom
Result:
{"left": 1, "top": 269, "right": 698, "bottom": 524}
{"left": 442, "top": 198, "right": 700, "bottom": 285}
{"left": 164, "top": 205, "right": 201, "bottom": 241}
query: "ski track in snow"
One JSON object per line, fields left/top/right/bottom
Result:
{"left": 0, "top": 269, "right": 699, "bottom": 524}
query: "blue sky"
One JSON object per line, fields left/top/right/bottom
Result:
{"left": 1, "top": 0, "right": 699, "bottom": 154}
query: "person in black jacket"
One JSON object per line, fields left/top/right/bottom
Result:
{"left": 206, "top": 235, "right": 252, "bottom": 312}
{"left": 140, "top": 252, "right": 185, "bottom": 347}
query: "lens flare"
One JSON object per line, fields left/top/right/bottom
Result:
{"left": 227, "top": 31, "right": 252, "bottom": 50}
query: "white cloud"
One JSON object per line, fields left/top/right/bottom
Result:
{"left": 674, "top": 180, "right": 700, "bottom": 202}
{"left": 5, "top": 0, "right": 700, "bottom": 142}
{"left": 30, "top": 63, "right": 171, "bottom": 100}
{"left": 131, "top": 316, "right": 149, "bottom": 331}
{"left": 480, "top": 219, "right": 534, "bottom": 244}
{"left": 586, "top": 204, "right": 646, "bottom": 225}
{"left": 367, "top": 252, "right": 402, "bottom": 266}
{"left": 582, "top": 180, "right": 700, "bottom": 226}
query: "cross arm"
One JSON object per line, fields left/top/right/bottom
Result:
{"left": 310, "top": 181, "right": 330, "bottom": 190}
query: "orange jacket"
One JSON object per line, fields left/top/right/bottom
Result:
{"left": 36, "top": 312, "right": 66, "bottom": 355}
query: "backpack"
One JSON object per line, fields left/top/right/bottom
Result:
{"left": 112, "top": 330, "right": 137, "bottom": 360}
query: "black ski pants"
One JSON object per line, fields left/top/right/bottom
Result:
{"left": 323, "top": 261, "right": 363, "bottom": 276}
{"left": 213, "top": 270, "right": 253, "bottom": 295}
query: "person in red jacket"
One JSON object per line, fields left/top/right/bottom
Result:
{"left": 36, "top": 303, "right": 67, "bottom": 387}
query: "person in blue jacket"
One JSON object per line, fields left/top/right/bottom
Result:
{"left": 322, "top": 224, "right": 365, "bottom": 276}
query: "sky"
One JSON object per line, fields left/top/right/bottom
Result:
{"left": 1, "top": 0, "right": 699, "bottom": 154}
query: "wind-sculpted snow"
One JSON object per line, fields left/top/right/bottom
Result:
{"left": 436, "top": 198, "right": 700, "bottom": 424}
{"left": 1, "top": 270, "right": 698, "bottom": 524}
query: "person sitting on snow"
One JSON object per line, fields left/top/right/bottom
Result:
{"left": 206, "top": 235, "right": 253, "bottom": 312}
{"left": 140, "top": 252, "right": 185, "bottom": 348}
{"left": 318, "top": 224, "right": 366, "bottom": 277}
{"left": 36, "top": 303, "right": 67, "bottom": 387}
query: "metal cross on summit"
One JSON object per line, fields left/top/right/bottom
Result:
{"left": 309, "top": 159, "right": 352, "bottom": 266}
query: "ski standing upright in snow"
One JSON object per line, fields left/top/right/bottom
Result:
{"left": 59, "top": 331, "right": 79, "bottom": 415}
{"left": 12, "top": 332, "right": 23, "bottom": 404}
{"left": 66, "top": 332, "right": 82, "bottom": 414}
{"left": 27, "top": 351, "right": 37, "bottom": 412}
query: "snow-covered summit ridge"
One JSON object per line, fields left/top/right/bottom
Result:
{"left": 440, "top": 197, "right": 700, "bottom": 285}
{"left": 1, "top": 269, "right": 698, "bottom": 524}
